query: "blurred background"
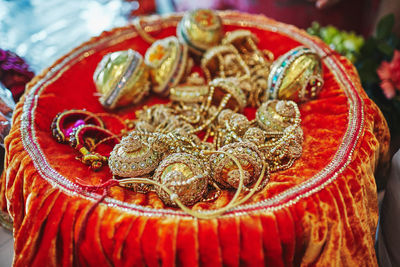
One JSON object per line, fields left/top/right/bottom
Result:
{"left": 1, "top": 0, "right": 398, "bottom": 72}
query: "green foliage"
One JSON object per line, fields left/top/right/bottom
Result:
{"left": 377, "top": 14, "right": 395, "bottom": 40}
{"left": 355, "top": 14, "right": 400, "bottom": 134}
{"left": 308, "top": 14, "right": 400, "bottom": 135}
{"left": 307, "top": 22, "right": 364, "bottom": 63}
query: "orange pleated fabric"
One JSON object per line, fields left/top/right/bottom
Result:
{"left": 0, "top": 11, "right": 390, "bottom": 266}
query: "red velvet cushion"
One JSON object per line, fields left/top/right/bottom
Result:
{"left": 0, "top": 11, "right": 389, "bottom": 266}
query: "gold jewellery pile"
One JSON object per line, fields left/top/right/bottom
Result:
{"left": 54, "top": 9, "right": 323, "bottom": 218}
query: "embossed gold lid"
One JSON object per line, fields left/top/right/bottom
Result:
{"left": 108, "top": 133, "right": 161, "bottom": 177}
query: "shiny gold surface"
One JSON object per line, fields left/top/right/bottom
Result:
{"left": 94, "top": 51, "right": 129, "bottom": 96}
{"left": 178, "top": 9, "right": 223, "bottom": 54}
{"left": 278, "top": 53, "right": 322, "bottom": 101}
{"left": 161, "top": 163, "right": 194, "bottom": 182}
{"left": 145, "top": 36, "right": 185, "bottom": 95}
{"left": 93, "top": 49, "right": 150, "bottom": 109}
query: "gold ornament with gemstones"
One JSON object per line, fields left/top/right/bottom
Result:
{"left": 108, "top": 133, "right": 161, "bottom": 178}
{"left": 265, "top": 46, "right": 323, "bottom": 102}
{"left": 256, "top": 100, "right": 298, "bottom": 132}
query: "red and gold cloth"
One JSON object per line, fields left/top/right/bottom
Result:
{"left": 0, "top": 11, "right": 390, "bottom": 266}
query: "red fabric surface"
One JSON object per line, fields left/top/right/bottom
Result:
{"left": 0, "top": 11, "right": 390, "bottom": 266}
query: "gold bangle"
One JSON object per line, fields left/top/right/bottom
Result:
{"left": 170, "top": 84, "right": 209, "bottom": 103}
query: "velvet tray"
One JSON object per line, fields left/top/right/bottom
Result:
{"left": 0, "top": 11, "right": 390, "bottom": 266}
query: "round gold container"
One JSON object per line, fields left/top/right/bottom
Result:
{"left": 210, "top": 141, "right": 263, "bottom": 189}
{"left": 93, "top": 49, "right": 150, "bottom": 109}
{"left": 145, "top": 36, "right": 189, "bottom": 96}
{"left": 177, "top": 9, "right": 223, "bottom": 55}
{"left": 108, "top": 133, "right": 161, "bottom": 178}
{"left": 153, "top": 153, "right": 209, "bottom": 206}
{"left": 256, "top": 100, "right": 297, "bottom": 132}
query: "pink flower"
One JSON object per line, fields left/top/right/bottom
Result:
{"left": 377, "top": 50, "right": 400, "bottom": 99}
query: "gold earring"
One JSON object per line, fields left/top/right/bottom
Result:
{"left": 69, "top": 125, "right": 120, "bottom": 170}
